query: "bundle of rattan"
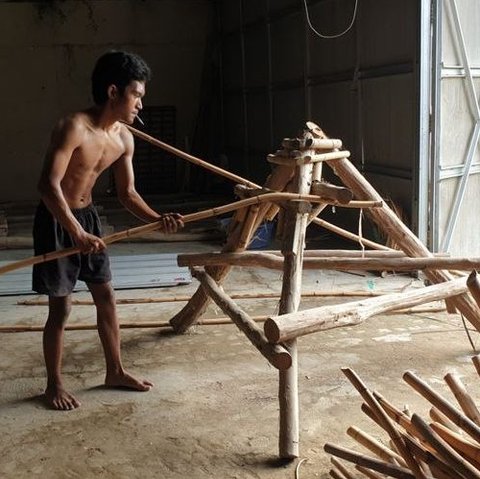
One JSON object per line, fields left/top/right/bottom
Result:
{"left": 324, "top": 356, "right": 480, "bottom": 478}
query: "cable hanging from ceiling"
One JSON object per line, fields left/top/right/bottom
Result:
{"left": 302, "top": 0, "right": 359, "bottom": 39}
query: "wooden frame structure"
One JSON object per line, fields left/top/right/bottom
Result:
{"left": 3, "top": 121, "right": 480, "bottom": 459}
{"left": 162, "top": 121, "right": 480, "bottom": 458}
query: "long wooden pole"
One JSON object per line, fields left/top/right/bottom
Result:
{"left": 403, "top": 371, "right": 480, "bottom": 444}
{"left": 264, "top": 277, "right": 468, "bottom": 343}
{"left": 17, "top": 289, "right": 387, "bottom": 306}
{"left": 342, "top": 368, "right": 427, "bottom": 479}
{"left": 0, "top": 316, "right": 267, "bottom": 333}
{"left": 126, "top": 125, "right": 259, "bottom": 188}
{"left": 177, "top": 252, "right": 480, "bottom": 271}
{"left": 324, "top": 443, "right": 420, "bottom": 479}
{"left": 0, "top": 192, "right": 348, "bottom": 277}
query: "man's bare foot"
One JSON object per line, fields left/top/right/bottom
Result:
{"left": 44, "top": 385, "right": 81, "bottom": 411}
{"left": 105, "top": 371, "right": 153, "bottom": 391}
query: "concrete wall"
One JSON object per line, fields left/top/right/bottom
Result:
{"left": 0, "top": 0, "right": 212, "bottom": 202}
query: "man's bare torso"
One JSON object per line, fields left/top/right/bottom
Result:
{"left": 56, "top": 111, "right": 128, "bottom": 209}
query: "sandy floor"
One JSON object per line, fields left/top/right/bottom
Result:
{"left": 1, "top": 243, "right": 479, "bottom": 478}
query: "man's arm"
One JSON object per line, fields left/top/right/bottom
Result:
{"left": 38, "top": 116, "right": 106, "bottom": 253}
{"left": 112, "top": 127, "right": 183, "bottom": 233}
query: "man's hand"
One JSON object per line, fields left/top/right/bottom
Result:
{"left": 74, "top": 231, "right": 107, "bottom": 254}
{"left": 158, "top": 213, "right": 184, "bottom": 234}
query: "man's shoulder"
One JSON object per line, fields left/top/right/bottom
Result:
{"left": 55, "top": 111, "right": 90, "bottom": 135}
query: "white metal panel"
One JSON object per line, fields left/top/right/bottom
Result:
{"left": 431, "top": 0, "right": 480, "bottom": 255}
{"left": 0, "top": 254, "right": 191, "bottom": 296}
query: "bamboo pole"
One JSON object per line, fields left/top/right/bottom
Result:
{"left": 0, "top": 192, "right": 334, "bottom": 277}
{"left": 126, "top": 125, "right": 259, "bottom": 189}
{"left": 313, "top": 133, "right": 480, "bottom": 331}
{"left": 177, "top": 252, "right": 480, "bottom": 272}
{"left": 267, "top": 150, "right": 351, "bottom": 166}
{"left": 281, "top": 137, "right": 342, "bottom": 150}
{"left": 430, "top": 422, "right": 480, "bottom": 466}
{"left": 331, "top": 457, "right": 357, "bottom": 479}
{"left": 411, "top": 413, "right": 480, "bottom": 479}
{"left": 355, "top": 465, "right": 387, "bottom": 479}
{"left": 311, "top": 217, "right": 392, "bottom": 250}
{"left": 403, "top": 371, "right": 480, "bottom": 444}
{"left": 329, "top": 468, "right": 344, "bottom": 479}
{"left": 360, "top": 403, "right": 459, "bottom": 479}
{"left": 237, "top": 205, "right": 260, "bottom": 250}
{"left": 341, "top": 368, "right": 427, "bottom": 478}
{"left": 189, "top": 268, "right": 291, "bottom": 370}
{"left": 324, "top": 443, "right": 421, "bottom": 479}
{"left": 472, "top": 355, "right": 480, "bottom": 379}
{"left": 0, "top": 315, "right": 271, "bottom": 333}
{"left": 444, "top": 372, "right": 480, "bottom": 425}
{"left": 17, "top": 289, "right": 388, "bottom": 306}
{"left": 347, "top": 426, "right": 406, "bottom": 466}
{"left": 429, "top": 408, "right": 461, "bottom": 433}
{"left": 264, "top": 277, "right": 468, "bottom": 343}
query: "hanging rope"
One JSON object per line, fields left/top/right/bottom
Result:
{"left": 303, "top": 0, "right": 359, "bottom": 39}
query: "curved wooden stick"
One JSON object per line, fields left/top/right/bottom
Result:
{"left": 0, "top": 193, "right": 379, "bottom": 277}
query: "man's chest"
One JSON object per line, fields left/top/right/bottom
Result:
{"left": 77, "top": 133, "right": 125, "bottom": 172}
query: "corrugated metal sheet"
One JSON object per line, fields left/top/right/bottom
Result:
{"left": 0, "top": 254, "right": 191, "bottom": 296}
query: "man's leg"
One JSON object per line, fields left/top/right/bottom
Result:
{"left": 87, "top": 281, "right": 153, "bottom": 391}
{"left": 43, "top": 295, "right": 81, "bottom": 410}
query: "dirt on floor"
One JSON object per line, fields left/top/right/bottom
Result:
{"left": 1, "top": 245, "right": 480, "bottom": 478}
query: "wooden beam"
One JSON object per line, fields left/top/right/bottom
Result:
{"left": 177, "top": 252, "right": 476, "bottom": 272}
{"left": 263, "top": 277, "right": 468, "bottom": 343}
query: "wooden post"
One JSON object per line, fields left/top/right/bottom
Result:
{"left": 277, "top": 132, "right": 313, "bottom": 459}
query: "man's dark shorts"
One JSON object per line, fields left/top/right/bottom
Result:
{"left": 32, "top": 202, "right": 112, "bottom": 297}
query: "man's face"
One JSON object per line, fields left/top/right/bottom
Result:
{"left": 114, "top": 80, "right": 146, "bottom": 124}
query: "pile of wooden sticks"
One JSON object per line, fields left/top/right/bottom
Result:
{"left": 325, "top": 357, "right": 480, "bottom": 478}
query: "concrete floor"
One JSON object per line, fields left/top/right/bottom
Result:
{"left": 1, "top": 241, "right": 480, "bottom": 478}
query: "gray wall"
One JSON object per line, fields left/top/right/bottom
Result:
{"left": 0, "top": 0, "right": 212, "bottom": 202}
{"left": 216, "top": 0, "right": 420, "bottom": 232}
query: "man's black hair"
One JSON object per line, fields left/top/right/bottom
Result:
{"left": 91, "top": 51, "right": 151, "bottom": 105}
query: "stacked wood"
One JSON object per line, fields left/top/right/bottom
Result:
{"left": 324, "top": 359, "right": 480, "bottom": 478}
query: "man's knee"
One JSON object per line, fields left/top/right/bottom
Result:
{"left": 88, "top": 282, "right": 115, "bottom": 308}
{"left": 47, "top": 296, "right": 72, "bottom": 325}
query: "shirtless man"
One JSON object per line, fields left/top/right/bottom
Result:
{"left": 33, "top": 50, "right": 183, "bottom": 410}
